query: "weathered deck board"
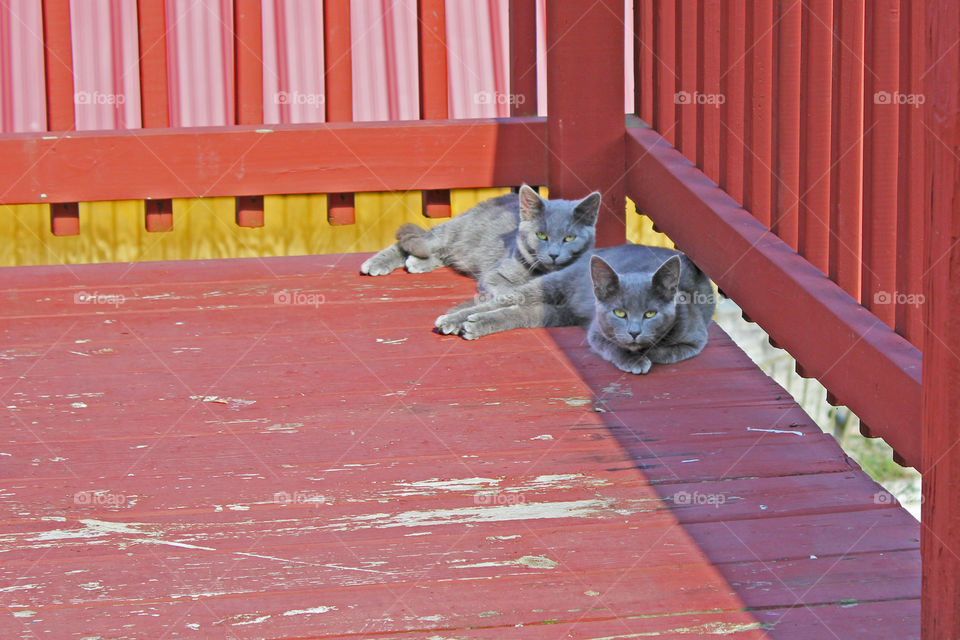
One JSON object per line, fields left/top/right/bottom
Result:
{"left": 0, "top": 254, "right": 919, "bottom": 638}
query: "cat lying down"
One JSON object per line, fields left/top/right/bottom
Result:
{"left": 360, "top": 185, "right": 600, "bottom": 296}
{"left": 436, "top": 244, "right": 715, "bottom": 375}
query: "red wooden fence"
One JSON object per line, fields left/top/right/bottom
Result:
{"left": 0, "top": 1, "right": 957, "bottom": 635}
{"left": 629, "top": 1, "right": 958, "bottom": 636}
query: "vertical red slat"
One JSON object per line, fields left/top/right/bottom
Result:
{"left": 861, "top": 0, "right": 899, "bottom": 325}
{"left": 922, "top": 1, "right": 960, "bottom": 635}
{"left": 418, "top": 0, "right": 450, "bottom": 218}
{"left": 719, "top": 0, "right": 745, "bottom": 205}
{"left": 743, "top": 0, "right": 773, "bottom": 228}
{"left": 509, "top": 0, "right": 537, "bottom": 117}
{"left": 546, "top": 0, "right": 625, "bottom": 247}
{"left": 137, "top": 0, "right": 169, "bottom": 128}
{"left": 652, "top": 0, "right": 676, "bottom": 144}
{"left": 234, "top": 0, "right": 264, "bottom": 227}
{"left": 895, "top": 0, "right": 924, "bottom": 347}
{"left": 797, "top": 0, "right": 832, "bottom": 275}
{"left": 773, "top": 0, "right": 800, "bottom": 250}
{"left": 828, "top": 0, "right": 864, "bottom": 300}
{"left": 137, "top": 0, "right": 172, "bottom": 231}
{"left": 675, "top": 0, "right": 697, "bottom": 157}
{"left": 637, "top": 0, "right": 653, "bottom": 123}
{"left": 323, "top": 0, "right": 355, "bottom": 225}
{"left": 42, "top": 0, "right": 78, "bottom": 236}
{"left": 696, "top": 0, "right": 721, "bottom": 183}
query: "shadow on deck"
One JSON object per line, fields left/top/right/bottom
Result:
{"left": 0, "top": 253, "right": 920, "bottom": 638}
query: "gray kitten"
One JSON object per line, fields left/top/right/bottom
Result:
{"left": 435, "top": 244, "right": 714, "bottom": 374}
{"left": 359, "top": 185, "right": 599, "bottom": 295}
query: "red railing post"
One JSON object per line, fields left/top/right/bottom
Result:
{"left": 546, "top": 0, "right": 625, "bottom": 247}
{"left": 234, "top": 0, "right": 265, "bottom": 227}
{"left": 137, "top": 0, "right": 173, "bottom": 231}
{"left": 509, "top": 0, "right": 537, "bottom": 118}
{"left": 324, "top": 0, "right": 356, "bottom": 226}
{"left": 41, "top": 0, "right": 79, "bottom": 236}
{"left": 417, "top": 0, "right": 451, "bottom": 219}
{"left": 922, "top": 1, "right": 960, "bottom": 635}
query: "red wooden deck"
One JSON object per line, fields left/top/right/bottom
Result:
{"left": 0, "top": 254, "right": 919, "bottom": 639}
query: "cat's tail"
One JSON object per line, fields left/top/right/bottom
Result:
{"left": 396, "top": 224, "right": 433, "bottom": 258}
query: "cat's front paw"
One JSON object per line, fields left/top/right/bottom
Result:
{"left": 461, "top": 314, "right": 494, "bottom": 340}
{"left": 361, "top": 246, "right": 404, "bottom": 276}
{"left": 435, "top": 313, "right": 465, "bottom": 335}
{"left": 614, "top": 354, "right": 652, "bottom": 375}
{"left": 405, "top": 255, "right": 438, "bottom": 274}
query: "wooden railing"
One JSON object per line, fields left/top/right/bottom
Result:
{"left": 627, "top": 1, "right": 958, "bottom": 637}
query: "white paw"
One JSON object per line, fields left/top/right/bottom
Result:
{"left": 435, "top": 314, "right": 463, "bottom": 335}
{"left": 460, "top": 317, "right": 489, "bottom": 341}
{"left": 361, "top": 258, "right": 395, "bottom": 276}
{"left": 617, "top": 357, "right": 652, "bottom": 375}
{"left": 405, "top": 255, "right": 434, "bottom": 274}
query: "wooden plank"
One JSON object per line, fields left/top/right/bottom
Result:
{"left": 508, "top": 0, "right": 537, "bottom": 117}
{"left": 323, "top": 0, "right": 352, "bottom": 122}
{"left": 546, "top": 0, "right": 625, "bottom": 247}
{"left": 637, "top": 0, "right": 654, "bottom": 123}
{"left": 719, "top": 0, "right": 745, "bottom": 204}
{"left": 861, "top": 1, "right": 898, "bottom": 327}
{"left": 40, "top": 0, "right": 74, "bottom": 131}
{"left": 773, "top": 0, "right": 800, "bottom": 250}
{"left": 136, "top": 0, "right": 169, "bottom": 128}
{"left": 798, "top": 0, "right": 832, "bottom": 275}
{"left": 696, "top": 0, "right": 722, "bottom": 183}
{"left": 828, "top": 0, "right": 864, "bottom": 300}
{"left": 323, "top": 0, "right": 356, "bottom": 225}
{"left": 417, "top": 0, "right": 450, "bottom": 218}
{"left": 895, "top": 0, "right": 925, "bottom": 348}
{"left": 675, "top": 0, "right": 698, "bottom": 157}
{"left": 922, "top": 0, "right": 960, "bottom": 635}
{"left": 652, "top": 0, "right": 676, "bottom": 143}
{"left": 136, "top": 0, "right": 173, "bottom": 230}
{"left": 0, "top": 118, "right": 548, "bottom": 204}
{"left": 626, "top": 120, "right": 922, "bottom": 468}
{"left": 743, "top": 0, "right": 773, "bottom": 228}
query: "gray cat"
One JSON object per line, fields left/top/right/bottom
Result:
{"left": 435, "top": 244, "right": 714, "bottom": 374}
{"left": 359, "top": 185, "right": 600, "bottom": 295}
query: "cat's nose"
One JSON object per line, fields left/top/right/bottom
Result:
{"left": 629, "top": 330, "right": 641, "bottom": 340}
{"left": 548, "top": 252, "right": 559, "bottom": 262}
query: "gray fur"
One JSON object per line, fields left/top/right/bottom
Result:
{"left": 359, "top": 186, "right": 600, "bottom": 293}
{"left": 435, "top": 244, "right": 715, "bottom": 374}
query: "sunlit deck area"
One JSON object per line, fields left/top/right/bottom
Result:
{"left": 0, "top": 254, "right": 920, "bottom": 638}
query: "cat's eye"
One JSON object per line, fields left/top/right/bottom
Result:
{"left": 644, "top": 310, "right": 657, "bottom": 318}
{"left": 563, "top": 234, "right": 576, "bottom": 242}
{"left": 536, "top": 232, "right": 548, "bottom": 240}
{"left": 613, "top": 309, "right": 627, "bottom": 318}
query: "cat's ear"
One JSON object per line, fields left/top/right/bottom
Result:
{"left": 518, "top": 184, "right": 545, "bottom": 221}
{"left": 652, "top": 255, "right": 682, "bottom": 299}
{"left": 573, "top": 192, "right": 601, "bottom": 226}
{"left": 590, "top": 256, "right": 621, "bottom": 301}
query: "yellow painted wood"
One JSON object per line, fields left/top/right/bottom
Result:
{"left": 0, "top": 190, "right": 673, "bottom": 266}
